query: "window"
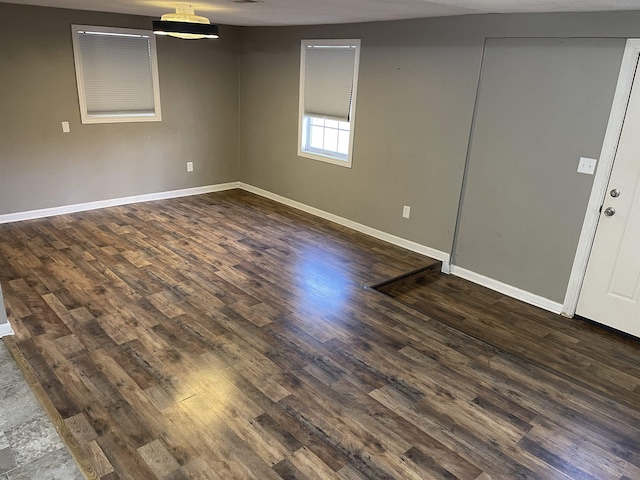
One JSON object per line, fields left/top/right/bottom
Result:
{"left": 298, "top": 39, "right": 360, "bottom": 167}
{"left": 71, "top": 25, "right": 161, "bottom": 124}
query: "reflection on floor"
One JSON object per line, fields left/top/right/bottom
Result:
{"left": 1, "top": 190, "right": 639, "bottom": 479}
{"left": 0, "top": 339, "right": 82, "bottom": 480}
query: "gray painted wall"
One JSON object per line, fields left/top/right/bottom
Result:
{"left": 3, "top": 4, "right": 640, "bottom": 305}
{"left": 454, "top": 38, "right": 623, "bottom": 302}
{"left": 239, "top": 21, "right": 483, "bottom": 254}
{"left": 0, "top": 3, "right": 239, "bottom": 215}
{"left": 238, "top": 13, "right": 640, "bottom": 302}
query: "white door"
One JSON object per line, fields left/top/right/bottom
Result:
{"left": 576, "top": 60, "right": 640, "bottom": 337}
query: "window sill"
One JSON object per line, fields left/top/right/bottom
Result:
{"left": 298, "top": 150, "right": 352, "bottom": 168}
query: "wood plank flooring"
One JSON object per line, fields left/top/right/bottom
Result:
{"left": 376, "top": 265, "right": 640, "bottom": 412}
{"left": 0, "top": 189, "right": 639, "bottom": 479}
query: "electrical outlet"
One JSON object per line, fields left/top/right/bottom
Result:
{"left": 577, "top": 157, "right": 597, "bottom": 175}
{"left": 187, "top": 162, "right": 194, "bottom": 173}
{"left": 61, "top": 121, "right": 70, "bottom": 133}
{"left": 403, "top": 205, "right": 411, "bottom": 218}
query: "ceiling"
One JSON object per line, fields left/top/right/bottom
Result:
{"left": 3, "top": 0, "right": 640, "bottom": 26}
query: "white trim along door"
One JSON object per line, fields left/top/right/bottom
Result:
{"left": 570, "top": 39, "right": 640, "bottom": 337}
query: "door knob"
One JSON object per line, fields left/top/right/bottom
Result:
{"left": 604, "top": 207, "right": 616, "bottom": 217}
{"left": 610, "top": 189, "right": 621, "bottom": 198}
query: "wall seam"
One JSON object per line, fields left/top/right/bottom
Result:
{"left": 448, "top": 37, "right": 489, "bottom": 267}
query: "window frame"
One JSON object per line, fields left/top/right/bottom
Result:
{"left": 298, "top": 39, "right": 361, "bottom": 168}
{"left": 71, "top": 24, "right": 162, "bottom": 124}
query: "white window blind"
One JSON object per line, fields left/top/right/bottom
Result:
{"left": 303, "top": 45, "right": 357, "bottom": 121}
{"left": 72, "top": 25, "right": 161, "bottom": 123}
{"left": 298, "top": 39, "right": 360, "bottom": 167}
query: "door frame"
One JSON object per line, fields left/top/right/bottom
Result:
{"left": 563, "top": 39, "right": 640, "bottom": 317}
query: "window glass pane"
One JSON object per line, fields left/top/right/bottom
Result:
{"left": 338, "top": 130, "right": 350, "bottom": 155}
{"left": 309, "top": 126, "right": 324, "bottom": 149}
{"left": 339, "top": 121, "right": 350, "bottom": 130}
{"left": 310, "top": 117, "right": 325, "bottom": 126}
{"left": 325, "top": 119, "right": 340, "bottom": 129}
{"left": 323, "top": 127, "right": 339, "bottom": 152}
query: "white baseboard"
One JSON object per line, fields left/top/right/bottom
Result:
{"left": 238, "top": 183, "right": 450, "bottom": 263}
{"left": 0, "top": 182, "right": 240, "bottom": 224}
{"left": 1, "top": 181, "right": 562, "bottom": 316}
{"left": 240, "top": 183, "right": 563, "bottom": 315}
{"left": 0, "top": 179, "right": 447, "bottom": 261}
{"left": 449, "top": 265, "right": 564, "bottom": 314}
{"left": 0, "top": 322, "right": 14, "bottom": 338}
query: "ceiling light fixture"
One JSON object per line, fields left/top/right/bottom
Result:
{"left": 153, "top": 4, "right": 219, "bottom": 40}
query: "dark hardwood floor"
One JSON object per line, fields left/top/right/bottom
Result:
{"left": 376, "top": 265, "right": 640, "bottom": 413}
{"left": 0, "top": 189, "right": 639, "bottom": 479}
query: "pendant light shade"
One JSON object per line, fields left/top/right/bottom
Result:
{"left": 153, "top": 4, "right": 219, "bottom": 39}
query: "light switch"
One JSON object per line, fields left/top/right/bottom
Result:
{"left": 61, "top": 121, "right": 70, "bottom": 133}
{"left": 577, "top": 157, "right": 597, "bottom": 175}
